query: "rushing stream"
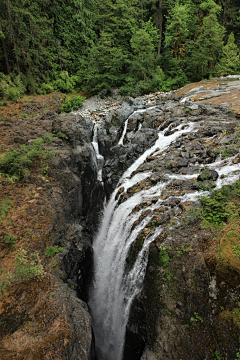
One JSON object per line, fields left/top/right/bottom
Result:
{"left": 89, "top": 107, "right": 240, "bottom": 360}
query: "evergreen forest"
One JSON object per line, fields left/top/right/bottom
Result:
{"left": 0, "top": 0, "right": 240, "bottom": 99}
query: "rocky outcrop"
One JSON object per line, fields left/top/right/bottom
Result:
{"left": 0, "top": 109, "right": 104, "bottom": 359}
{"left": 1, "top": 78, "right": 240, "bottom": 360}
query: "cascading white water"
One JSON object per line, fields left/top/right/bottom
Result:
{"left": 89, "top": 115, "right": 240, "bottom": 360}
{"left": 92, "top": 122, "right": 104, "bottom": 182}
{"left": 118, "top": 107, "right": 155, "bottom": 146}
{"left": 89, "top": 120, "right": 197, "bottom": 360}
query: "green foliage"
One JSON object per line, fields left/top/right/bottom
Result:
{"left": 40, "top": 83, "right": 54, "bottom": 95}
{"left": 190, "top": 312, "right": 204, "bottom": 323}
{"left": 190, "top": 10, "right": 225, "bottom": 79}
{"left": 14, "top": 248, "right": 45, "bottom": 282}
{"left": 200, "top": 180, "right": 240, "bottom": 226}
{"left": 0, "top": 0, "right": 239, "bottom": 98}
{"left": 0, "top": 248, "right": 45, "bottom": 297}
{"left": 164, "top": 0, "right": 196, "bottom": 60}
{"left": 52, "top": 131, "right": 68, "bottom": 140}
{"left": 3, "top": 234, "right": 15, "bottom": 248}
{"left": 0, "top": 73, "right": 25, "bottom": 100}
{"left": 0, "top": 136, "right": 54, "bottom": 181}
{"left": 45, "top": 245, "right": 63, "bottom": 258}
{"left": 158, "top": 246, "right": 170, "bottom": 268}
{"left": 216, "top": 32, "right": 239, "bottom": 75}
{"left": 61, "top": 95, "right": 85, "bottom": 113}
{"left": 53, "top": 71, "right": 76, "bottom": 93}
{"left": 215, "top": 146, "right": 238, "bottom": 160}
{"left": 215, "top": 351, "right": 223, "bottom": 360}
{"left": 0, "top": 272, "right": 12, "bottom": 297}
{"left": 233, "top": 244, "right": 240, "bottom": 258}
{"left": 85, "top": 31, "right": 126, "bottom": 93}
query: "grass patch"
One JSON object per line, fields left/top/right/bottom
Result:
{"left": 0, "top": 248, "right": 45, "bottom": 297}
{"left": 19, "top": 112, "right": 37, "bottom": 119}
{"left": 0, "top": 136, "right": 55, "bottom": 181}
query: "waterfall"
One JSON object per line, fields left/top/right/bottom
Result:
{"left": 89, "top": 114, "right": 240, "bottom": 360}
{"left": 92, "top": 122, "right": 104, "bottom": 182}
{"left": 118, "top": 107, "right": 155, "bottom": 146}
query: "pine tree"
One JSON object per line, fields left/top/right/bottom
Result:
{"left": 190, "top": 1, "right": 225, "bottom": 79}
{"left": 216, "top": 32, "right": 239, "bottom": 75}
{"left": 164, "top": 0, "right": 196, "bottom": 61}
{"left": 85, "top": 32, "right": 126, "bottom": 93}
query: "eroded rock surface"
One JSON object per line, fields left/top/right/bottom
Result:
{"left": 0, "top": 107, "right": 104, "bottom": 359}
{"left": 1, "top": 78, "right": 240, "bottom": 360}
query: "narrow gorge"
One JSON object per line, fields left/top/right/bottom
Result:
{"left": 1, "top": 77, "right": 240, "bottom": 360}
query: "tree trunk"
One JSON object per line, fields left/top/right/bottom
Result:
{"left": 6, "top": 0, "right": 21, "bottom": 79}
{"left": 157, "top": 0, "right": 163, "bottom": 62}
{"left": 0, "top": 22, "right": 11, "bottom": 74}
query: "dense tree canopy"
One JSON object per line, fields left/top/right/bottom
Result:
{"left": 0, "top": 0, "right": 239, "bottom": 98}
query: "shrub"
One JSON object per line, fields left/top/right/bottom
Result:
{"left": 0, "top": 73, "right": 25, "bottom": 100}
{"left": 0, "top": 249, "right": 45, "bottom": 297}
{"left": 0, "top": 136, "right": 54, "bottom": 181}
{"left": 200, "top": 180, "right": 240, "bottom": 226}
{"left": 52, "top": 131, "right": 68, "bottom": 140}
{"left": 41, "top": 82, "right": 54, "bottom": 94}
{"left": 53, "top": 71, "right": 76, "bottom": 93}
{"left": 45, "top": 245, "right": 63, "bottom": 258}
{"left": 3, "top": 234, "right": 15, "bottom": 248}
{"left": 14, "top": 248, "right": 45, "bottom": 282}
{"left": 61, "top": 95, "right": 85, "bottom": 113}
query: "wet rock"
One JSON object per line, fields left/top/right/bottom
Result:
{"left": 112, "top": 101, "right": 134, "bottom": 126}
{"left": 84, "top": 116, "right": 95, "bottom": 139}
{"left": 141, "top": 108, "right": 163, "bottom": 129}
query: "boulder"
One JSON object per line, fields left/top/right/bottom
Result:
{"left": 52, "top": 113, "right": 90, "bottom": 146}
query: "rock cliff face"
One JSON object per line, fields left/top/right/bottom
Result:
{"left": 0, "top": 106, "right": 104, "bottom": 359}
{"left": 1, "top": 78, "right": 240, "bottom": 360}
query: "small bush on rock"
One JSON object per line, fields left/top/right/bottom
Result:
{"left": 45, "top": 245, "right": 63, "bottom": 258}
